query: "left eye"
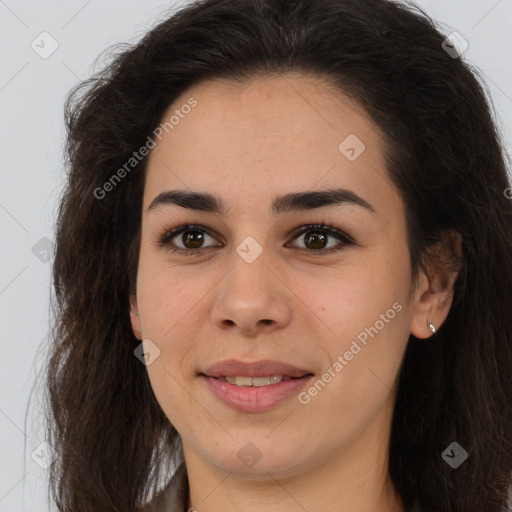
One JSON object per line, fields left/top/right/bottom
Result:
{"left": 156, "top": 223, "right": 354, "bottom": 256}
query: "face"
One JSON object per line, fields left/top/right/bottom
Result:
{"left": 130, "top": 74, "right": 448, "bottom": 479}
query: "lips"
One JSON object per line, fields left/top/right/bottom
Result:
{"left": 201, "top": 363, "right": 315, "bottom": 413}
{"left": 201, "top": 359, "right": 313, "bottom": 379}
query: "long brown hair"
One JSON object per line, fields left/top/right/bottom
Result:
{"left": 40, "top": 0, "right": 512, "bottom": 510}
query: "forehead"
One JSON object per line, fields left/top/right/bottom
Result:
{"left": 143, "top": 73, "right": 395, "bottom": 217}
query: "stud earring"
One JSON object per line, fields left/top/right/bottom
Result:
{"left": 427, "top": 321, "right": 436, "bottom": 334}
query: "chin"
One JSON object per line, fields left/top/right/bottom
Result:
{"left": 203, "top": 439, "right": 311, "bottom": 479}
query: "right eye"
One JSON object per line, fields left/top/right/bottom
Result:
{"left": 157, "top": 224, "right": 222, "bottom": 256}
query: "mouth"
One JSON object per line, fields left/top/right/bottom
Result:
{"left": 200, "top": 373, "right": 314, "bottom": 413}
{"left": 203, "top": 374, "right": 313, "bottom": 387}
{"left": 198, "top": 359, "right": 315, "bottom": 413}
{"left": 201, "top": 358, "right": 314, "bottom": 380}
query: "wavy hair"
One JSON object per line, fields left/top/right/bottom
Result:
{"left": 42, "top": 0, "right": 512, "bottom": 510}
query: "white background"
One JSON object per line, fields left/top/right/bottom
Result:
{"left": 1, "top": 0, "right": 511, "bottom": 510}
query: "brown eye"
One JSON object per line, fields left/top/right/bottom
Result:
{"left": 158, "top": 224, "right": 220, "bottom": 254}
{"left": 157, "top": 222, "right": 354, "bottom": 257}
{"left": 303, "top": 230, "right": 329, "bottom": 250}
{"left": 179, "top": 230, "right": 207, "bottom": 249}
{"left": 288, "top": 224, "right": 354, "bottom": 256}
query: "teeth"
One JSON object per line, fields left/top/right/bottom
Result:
{"left": 230, "top": 376, "right": 252, "bottom": 386}
{"left": 224, "top": 375, "right": 284, "bottom": 386}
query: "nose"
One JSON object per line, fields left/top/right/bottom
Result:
{"left": 211, "top": 249, "right": 293, "bottom": 337}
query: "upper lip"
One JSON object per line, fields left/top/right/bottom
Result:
{"left": 201, "top": 359, "right": 313, "bottom": 378}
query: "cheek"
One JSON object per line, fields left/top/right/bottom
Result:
{"left": 136, "top": 270, "right": 203, "bottom": 420}
{"left": 301, "top": 253, "right": 411, "bottom": 397}
{"left": 303, "top": 255, "right": 409, "bottom": 336}
{"left": 295, "top": 283, "right": 409, "bottom": 447}
{"left": 136, "top": 245, "right": 213, "bottom": 337}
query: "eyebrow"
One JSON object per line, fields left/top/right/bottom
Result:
{"left": 147, "top": 188, "right": 376, "bottom": 215}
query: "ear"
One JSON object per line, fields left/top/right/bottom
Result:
{"left": 129, "top": 293, "right": 143, "bottom": 340}
{"left": 410, "top": 230, "right": 463, "bottom": 339}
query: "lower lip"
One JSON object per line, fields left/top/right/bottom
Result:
{"left": 202, "top": 375, "right": 314, "bottom": 413}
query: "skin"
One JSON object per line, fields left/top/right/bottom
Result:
{"left": 130, "top": 73, "right": 460, "bottom": 512}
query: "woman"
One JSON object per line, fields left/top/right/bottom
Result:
{"left": 44, "top": 0, "right": 512, "bottom": 510}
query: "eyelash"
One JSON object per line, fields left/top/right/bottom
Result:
{"left": 156, "top": 222, "right": 355, "bottom": 257}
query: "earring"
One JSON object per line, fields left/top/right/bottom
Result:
{"left": 427, "top": 321, "right": 436, "bottom": 334}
